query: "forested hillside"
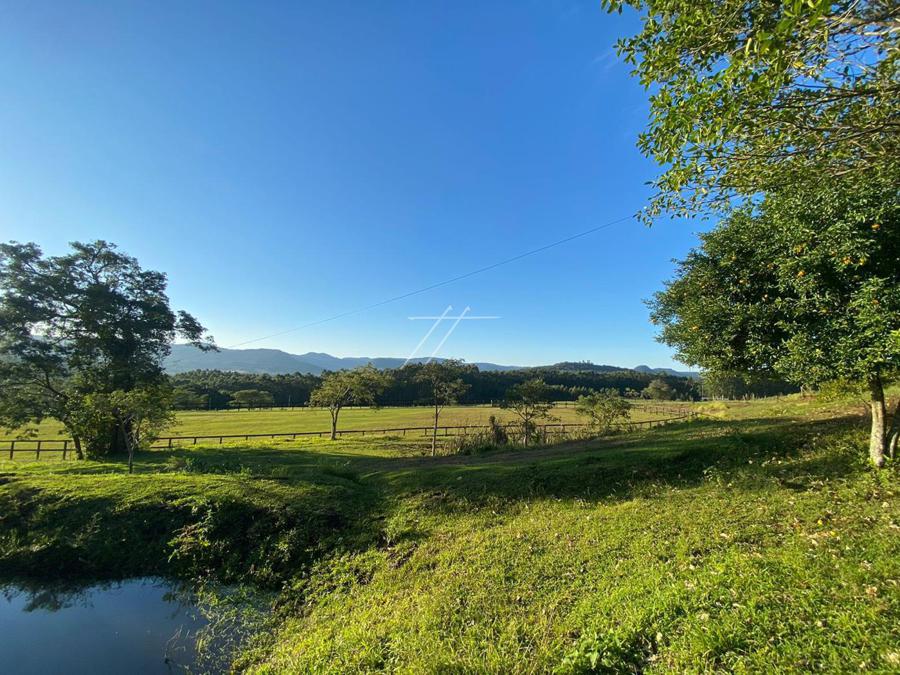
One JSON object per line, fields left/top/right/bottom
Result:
{"left": 168, "top": 365, "right": 704, "bottom": 409}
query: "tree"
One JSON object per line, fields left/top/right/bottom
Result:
{"left": 0, "top": 241, "right": 213, "bottom": 458}
{"left": 575, "top": 390, "right": 632, "bottom": 432}
{"left": 643, "top": 378, "right": 677, "bottom": 401}
{"left": 650, "top": 179, "right": 900, "bottom": 465}
{"left": 309, "top": 365, "right": 390, "bottom": 440}
{"left": 605, "top": 0, "right": 900, "bottom": 221}
{"left": 229, "top": 389, "right": 275, "bottom": 410}
{"left": 701, "top": 371, "right": 798, "bottom": 400}
{"left": 172, "top": 387, "right": 207, "bottom": 410}
{"left": 505, "top": 379, "right": 557, "bottom": 447}
{"left": 412, "top": 360, "right": 471, "bottom": 457}
{"left": 68, "top": 385, "right": 176, "bottom": 473}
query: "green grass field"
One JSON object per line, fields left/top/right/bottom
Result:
{"left": 0, "top": 401, "right": 687, "bottom": 440}
{"left": 1, "top": 394, "right": 897, "bottom": 672}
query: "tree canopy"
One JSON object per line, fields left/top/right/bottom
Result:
{"left": 505, "top": 378, "right": 557, "bottom": 446}
{"left": 412, "top": 360, "right": 471, "bottom": 456}
{"left": 229, "top": 389, "right": 276, "bottom": 409}
{"left": 0, "top": 241, "right": 213, "bottom": 456}
{"left": 605, "top": 0, "right": 899, "bottom": 220}
{"left": 575, "top": 390, "right": 632, "bottom": 431}
{"left": 642, "top": 378, "right": 678, "bottom": 401}
{"left": 309, "top": 365, "right": 390, "bottom": 440}
{"left": 650, "top": 178, "right": 899, "bottom": 464}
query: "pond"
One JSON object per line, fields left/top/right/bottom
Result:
{"left": 0, "top": 577, "right": 210, "bottom": 674}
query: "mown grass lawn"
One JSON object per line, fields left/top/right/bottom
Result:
{"left": 0, "top": 395, "right": 897, "bottom": 672}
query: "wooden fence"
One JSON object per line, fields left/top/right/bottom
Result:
{"left": 0, "top": 412, "right": 697, "bottom": 460}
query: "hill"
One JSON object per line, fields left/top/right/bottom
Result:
{"left": 165, "top": 345, "right": 324, "bottom": 375}
{"left": 634, "top": 364, "right": 701, "bottom": 380}
{"left": 165, "top": 345, "right": 523, "bottom": 375}
{"left": 166, "top": 345, "right": 688, "bottom": 378}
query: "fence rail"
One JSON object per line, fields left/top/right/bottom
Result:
{"left": 1, "top": 413, "right": 697, "bottom": 459}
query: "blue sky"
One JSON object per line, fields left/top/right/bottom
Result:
{"left": 0, "top": 1, "right": 708, "bottom": 368}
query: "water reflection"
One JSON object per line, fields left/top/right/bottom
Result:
{"left": 0, "top": 578, "right": 207, "bottom": 674}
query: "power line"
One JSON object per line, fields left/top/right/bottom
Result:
{"left": 224, "top": 213, "right": 636, "bottom": 349}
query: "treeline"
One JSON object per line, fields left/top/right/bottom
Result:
{"left": 701, "top": 373, "right": 800, "bottom": 400}
{"left": 168, "top": 365, "right": 704, "bottom": 410}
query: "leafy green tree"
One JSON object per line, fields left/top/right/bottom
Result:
{"left": 309, "top": 365, "right": 391, "bottom": 440}
{"left": 172, "top": 387, "right": 207, "bottom": 410}
{"left": 643, "top": 378, "right": 677, "bottom": 401}
{"left": 67, "top": 385, "right": 175, "bottom": 473}
{"left": 605, "top": 0, "right": 899, "bottom": 220}
{"left": 412, "top": 360, "right": 471, "bottom": 457}
{"left": 701, "top": 371, "right": 798, "bottom": 400}
{"left": 0, "top": 241, "right": 213, "bottom": 458}
{"left": 650, "top": 181, "right": 900, "bottom": 465}
{"left": 575, "top": 390, "right": 632, "bottom": 432}
{"left": 229, "top": 389, "right": 275, "bottom": 410}
{"left": 505, "top": 378, "right": 557, "bottom": 447}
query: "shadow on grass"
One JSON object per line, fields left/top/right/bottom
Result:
{"left": 372, "top": 414, "right": 870, "bottom": 510}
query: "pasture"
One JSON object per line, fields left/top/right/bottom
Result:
{"left": 0, "top": 400, "right": 687, "bottom": 441}
{"left": 1, "top": 393, "right": 897, "bottom": 672}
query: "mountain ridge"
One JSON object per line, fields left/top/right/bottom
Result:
{"left": 165, "top": 344, "right": 698, "bottom": 378}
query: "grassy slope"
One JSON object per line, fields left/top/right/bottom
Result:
{"left": 0, "top": 396, "right": 897, "bottom": 672}
{"left": 0, "top": 402, "right": 682, "bottom": 440}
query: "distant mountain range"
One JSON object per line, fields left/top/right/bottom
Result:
{"left": 165, "top": 344, "right": 699, "bottom": 379}
{"left": 164, "top": 345, "right": 523, "bottom": 375}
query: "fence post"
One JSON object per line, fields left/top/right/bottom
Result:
{"left": 36, "top": 440, "right": 41, "bottom": 460}
{"left": 9, "top": 441, "right": 14, "bottom": 460}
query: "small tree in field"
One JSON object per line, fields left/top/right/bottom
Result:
{"left": 505, "top": 379, "right": 557, "bottom": 447}
{"left": 576, "top": 390, "right": 631, "bottom": 433}
{"left": 643, "top": 378, "right": 676, "bottom": 401}
{"left": 67, "top": 385, "right": 175, "bottom": 473}
{"left": 229, "top": 389, "right": 275, "bottom": 410}
{"left": 310, "top": 365, "right": 390, "bottom": 440}
{"left": 413, "top": 360, "right": 470, "bottom": 457}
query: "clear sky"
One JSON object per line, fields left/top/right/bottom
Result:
{"left": 0, "top": 1, "right": 709, "bottom": 368}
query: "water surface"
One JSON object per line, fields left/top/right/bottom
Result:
{"left": 0, "top": 577, "right": 207, "bottom": 674}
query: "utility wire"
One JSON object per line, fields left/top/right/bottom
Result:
{"left": 224, "top": 213, "right": 635, "bottom": 349}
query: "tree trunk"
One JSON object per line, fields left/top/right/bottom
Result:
{"left": 888, "top": 398, "right": 899, "bottom": 461}
{"left": 868, "top": 375, "right": 887, "bottom": 468}
{"left": 117, "top": 417, "right": 135, "bottom": 474}
{"left": 330, "top": 408, "right": 339, "bottom": 441}
{"left": 73, "top": 436, "right": 84, "bottom": 460}
{"left": 106, "top": 420, "right": 130, "bottom": 455}
{"left": 432, "top": 404, "right": 439, "bottom": 457}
